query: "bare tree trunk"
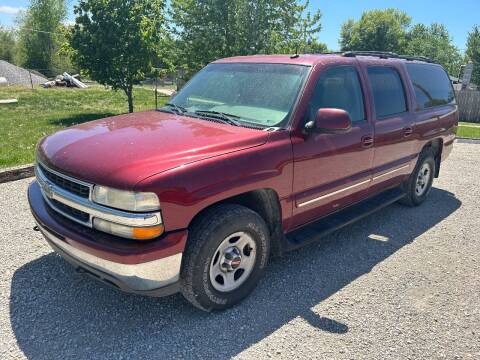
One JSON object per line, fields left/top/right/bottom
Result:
{"left": 124, "top": 85, "right": 134, "bottom": 113}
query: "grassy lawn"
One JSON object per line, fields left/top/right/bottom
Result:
{"left": 0, "top": 86, "right": 167, "bottom": 169}
{"left": 458, "top": 121, "right": 480, "bottom": 139}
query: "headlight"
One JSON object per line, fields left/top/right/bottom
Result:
{"left": 93, "top": 218, "right": 164, "bottom": 240}
{"left": 92, "top": 185, "right": 160, "bottom": 212}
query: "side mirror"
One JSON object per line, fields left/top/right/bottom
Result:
{"left": 305, "top": 108, "right": 352, "bottom": 133}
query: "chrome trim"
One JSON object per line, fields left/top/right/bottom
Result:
{"left": 438, "top": 107, "right": 458, "bottom": 120}
{"left": 35, "top": 164, "right": 162, "bottom": 228}
{"left": 37, "top": 222, "right": 181, "bottom": 291}
{"left": 42, "top": 191, "right": 92, "bottom": 226}
{"left": 373, "top": 164, "right": 410, "bottom": 181}
{"left": 297, "top": 179, "right": 371, "bottom": 208}
{"left": 38, "top": 161, "right": 94, "bottom": 190}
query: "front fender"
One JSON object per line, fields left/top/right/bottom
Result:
{"left": 135, "top": 131, "right": 294, "bottom": 232}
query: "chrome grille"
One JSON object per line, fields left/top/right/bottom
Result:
{"left": 50, "top": 198, "right": 90, "bottom": 223}
{"left": 35, "top": 161, "right": 163, "bottom": 230}
{"left": 39, "top": 163, "right": 90, "bottom": 198}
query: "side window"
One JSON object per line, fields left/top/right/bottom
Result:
{"left": 406, "top": 63, "right": 455, "bottom": 110}
{"left": 309, "top": 66, "right": 365, "bottom": 123}
{"left": 367, "top": 67, "right": 407, "bottom": 119}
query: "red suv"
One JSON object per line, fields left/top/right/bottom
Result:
{"left": 28, "top": 52, "right": 458, "bottom": 311}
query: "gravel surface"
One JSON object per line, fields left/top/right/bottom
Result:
{"left": 1, "top": 143, "right": 479, "bottom": 360}
{"left": 0, "top": 60, "right": 47, "bottom": 87}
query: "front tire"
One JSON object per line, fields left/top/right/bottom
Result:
{"left": 399, "top": 148, "right": 436, "bottom": 207}
{"left": 180, "top": 204, "right": 270, "bottom": 312}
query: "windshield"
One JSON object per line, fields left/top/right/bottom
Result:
{"left": 163, "top": 63, "right": 309, "bottom": 128}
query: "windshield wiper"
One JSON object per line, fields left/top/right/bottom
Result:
{"left": 193, "top": 110, "right": 241, "bottom": 126}
{"left": 159, "top": 103, "right": 188, "bottom": 114}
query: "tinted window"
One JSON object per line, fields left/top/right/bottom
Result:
{"left": 309, "top": 66, "right": 365, "bottom": 123}
{"left": 367, "top": 67, "right": 407, "bottom": 118}
{"left": 406, "top": 63, "right": 455, "bottom": 109}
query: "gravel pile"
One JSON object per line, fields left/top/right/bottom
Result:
{"left": 0, "top": 60, "right": 47, "bottom": 86}
{"left": 0, "top": 142, "right": 479, "bottom": 359}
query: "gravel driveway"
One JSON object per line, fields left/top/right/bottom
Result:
{"left": 1, "top": 143, "right": 479, "bottom": 360}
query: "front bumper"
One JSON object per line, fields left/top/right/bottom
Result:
{"left": 28, "top": 181, "right": 187, "bottom": 296}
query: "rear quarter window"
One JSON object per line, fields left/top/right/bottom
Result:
{"left": 367, "top": 67, "right": 407, "bottom": 119}
{"left": 406, "top": 63, "right": 455, "bottom": 110}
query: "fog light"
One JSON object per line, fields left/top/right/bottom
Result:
{"left": 93, "top": 218, "right": 164, "bottom": 240}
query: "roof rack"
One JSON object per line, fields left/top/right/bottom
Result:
{"left": 341, "top": 51, "right": 435, "bottom": 63}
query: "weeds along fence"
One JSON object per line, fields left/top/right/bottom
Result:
{"left": 456, "top": 90, "right": 480, "bottom": 123}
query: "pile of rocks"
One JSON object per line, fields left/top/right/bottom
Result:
{"left": 0, "top": 60, "right": 47, "bottom": 86}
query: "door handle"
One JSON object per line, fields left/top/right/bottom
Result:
{"left": 403, "top": 127, "right": 413, "bottom": 137}
{"left": 361, "top": 135, "right": 374, "bottom": 148}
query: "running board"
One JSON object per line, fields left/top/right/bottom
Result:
{"left": 285, "top": 187, "right": 405, "bottom": 250}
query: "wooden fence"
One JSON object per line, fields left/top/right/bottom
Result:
{"left": 455, "top": 90, "right": 480, "bottom": 122}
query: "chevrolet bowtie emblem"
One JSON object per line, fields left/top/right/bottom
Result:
{"left": 41, "top": 181, "right": 54, "bottom": 199}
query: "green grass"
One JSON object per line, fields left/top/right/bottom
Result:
{"left": 458, "top": 122, "right": 480, "bottom": 139}
{"left": 0, "top": 86, "right": 167, "bottom": 169}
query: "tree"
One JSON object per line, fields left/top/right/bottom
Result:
{"left": 17, "top": 0, "right": 66, "bottom": 76}
{"left": 281, "top": 4, "right": 325, "bottom": 54}
{"left": 0, "top": 26, "right": 17, "bottom": 63}
{"left": 339, "top": 9, "right": 462, "bottom": 75}
{"left": 339, "top": 19, "right": 355, "bottom": 51}
{"left": 70, "top": 0, "right": 169, "bottom": 113}
{"left": 170, "top": 0, "right": 325, "bottom": 79}
{"left": 466, "top": 25, "right": 480, "bottom": 85}
{"left": 405, "top": 23, "right": 462, "bottom": 75}
{"left": 52, "top": 24, "right": 77, "bottom": 75}
{"left": 339, "top": 9, "right": 411, "bottom": 52}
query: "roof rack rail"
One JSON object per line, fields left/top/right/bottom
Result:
{"left": 341, "top": 51, "right": 435, "bottom": 63}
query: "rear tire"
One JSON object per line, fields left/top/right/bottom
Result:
{"left": 180, "top": 204, "right": 270, "bottom": 312}
{"left": 399, "top": 149, "right": 436, "bottom": 207}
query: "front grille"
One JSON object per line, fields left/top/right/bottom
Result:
{"left": 51, "top": 198, "right": 90, "bottom": 223}
{"left": 39, "top": 164, "right": 90, "bottom": 198}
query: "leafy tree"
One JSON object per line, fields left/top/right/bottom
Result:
{"left": 339, "top": 19, "right": 355, "bottom": 51}
{"left": 466, "top": 25, "right": 480, "bottom": 85}
{"left": 339, "top": 9, "right": 462, "bottom": 75}
{"left": 170, "top": 0, "right": 325, "bottom": 79}
{"left": 0, "top": 25, "right": 17, "bottom": 63}
{"left": 339, "top": 9, "right": 411, "bottom": 52}
{"left": 70, "top": 0, "right": 169, "bottom": 113}
{"left": 52, "top": 24, "right": 77, "bottom": 75}
{"left": 405, "top": 23, "right": 462, "bottom": 75}
{"left": 17, "top": 0, "right": 66, "bottom": 76}
{"left": 281, "top": 5, "right": 325, "bottom": 54}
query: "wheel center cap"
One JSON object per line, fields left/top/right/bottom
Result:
{"left": 230, "top": 257, "right": 242, "bottom": 269}
{"left": 221, "top": 247, "right": 242, "bottom": 272}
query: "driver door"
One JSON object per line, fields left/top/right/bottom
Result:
{"left": 291, "top": 65, "right": 374, "bottom": 229}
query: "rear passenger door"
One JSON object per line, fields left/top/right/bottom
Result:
{"left": 365, "top": 65, "right": 416, "bottom": 190}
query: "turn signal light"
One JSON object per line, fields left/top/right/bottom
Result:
{"left": 93, "top": 218, "right": 164, "bottom": 240}
{"left": 132, "top": 225, "right": 165, "bottom": 240}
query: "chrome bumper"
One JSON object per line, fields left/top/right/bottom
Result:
{"left": 36, "top": 222, "right": 182, "bottom": 292}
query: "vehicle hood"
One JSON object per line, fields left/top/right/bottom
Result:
{"left": 38, "top": 110, "right": 269, "bottom": 189}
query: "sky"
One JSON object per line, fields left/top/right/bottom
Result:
{"left": 1, "top": 0, "right": 479, "bottom": 53}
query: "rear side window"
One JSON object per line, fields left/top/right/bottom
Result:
{"left": 406, "top": 63, "right": 455, "bottom": 109}
{"left": 367, "top": 67, "right": 407, "bottom": 119}
{"left": 309, "top": 66, "right": 365, "bottom": 123}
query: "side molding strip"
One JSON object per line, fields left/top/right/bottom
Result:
{"left": 297, "top": 163, "right": 411, "bottom": 209}
{"left": 372, "top": 164, "right": 410, "bottom": 181}
{"left": 297, "top": 179, "right": 371, "bottom": 208}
